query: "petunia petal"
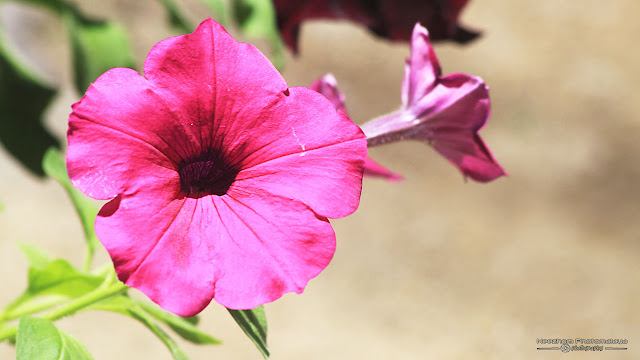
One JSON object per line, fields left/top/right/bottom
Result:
{"left": 402, "top": 23, "right": 441, "bottom": 107}
{"left": 208, "top": 192, "right": 336, "bottom": 309}
{"left": 308, "top": 73, "right": 349, "bottom": 116}
{"left": 410, "top": 74, "right": 506, "bottom": 182}
{"left": 363, "top": 157, "right": 404, "bottom": 182}
{"left": 232, "top": 90, "right": 366, "bottom": 218}
{"left": 143, "top": 18, "right": 288, "bottom": 154}
{"left": 67, "top": 68, "right": 193, "bottom": 200}
{"left": 93, "top": 179, "right": 219, "bottom": 316}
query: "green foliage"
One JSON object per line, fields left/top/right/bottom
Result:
{"left": 16, "top": 317, "right": 93, "bottom": 360}
{"left": 26, "top": 259, "right": 104, "bottom": 298}
{"left": 17, "top": 242, "right": 53, "bottom": 269}
{"left": 0, "top": 34, "right": 60, "bottom": 177}
{"left": 90, "top": 295, "right": 192, "bottom": 360}
{"left": 0, "top": 0, "right": 137, "bottom": 175}
{"left": 228, "top": 306, "right": 269, "bottom": 358}
{"left": 197, "top": 0, "right": 229, "bottom": 25}
{"left": 231, "top": 0, "right": 284, "bottom": 69}
{"left": 42, "top": 148, "right": 99, "bottom": 270}
{"left": 65, "top": 11, "right": 136, "bottom": 93}
{"left": 135, "top": 300, "right": 221, "bottom": 345}
{"left": 2, "top": 258, "right": 103, "bottom": 321}
{"left": 157, "top": 0, "right": 194, "bottom": 33}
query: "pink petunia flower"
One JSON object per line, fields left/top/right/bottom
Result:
{"left": 361, "top": 23, "right": 505, "bottom": 182}
{"left": 309, "top": 74, "right": 403, "bottom": 182}
{"left": 66, "top": 18, "right": 367, "bottom": 316}
{"left": 274, "top": 0, "right": 480, "bottom": 53}
{"left": 311, "top": 24, "right": 505, "bottom": 182}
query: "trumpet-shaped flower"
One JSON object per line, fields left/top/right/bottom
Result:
{"left": 362, "top": 23, "right": 505, "bottom": 182}
{"left": 274, "top": 0, "right": 480, "bottom": 53}
{"left": 66, "top": 18, "right": 367, "bottom": 316}
{"left": 311, "top": 24, "right": 504, "bottom": 182}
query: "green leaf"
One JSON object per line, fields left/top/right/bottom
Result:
{"left": 4, "top": 259, "right": 104, "bottom": 316}
{"left": 228, "top": 306, "right": 269, "bottom": 358}
{"left": 64, "top": 10, "right": 136, "bottom": 93}
{"left": 134, "top": 299, "right": 221, "bottom": 345}
{"left": 13, "top": 0, "right": 136, "bottom": 94}
{"left": 16, "top": 317, "right": 93, "bottom": 360}
{"left": 0, "top": 33, "right": 60, "bottom": 177}
{"left": 197, "top": 0, "right": 229, "bottom": 25}
{"left": 27, "top": 259, "right": 104, "bottom": 298}
{"left": 17, "top": 242, "right": 53, "bottom": 269}
{"left": 157, "top": 0, "right": 194, "bottom": 33}
{"left": 12, "top": 0, "right": 68, "bottom": 13}
{"left": 42, "top": 148, "right": 99, "bottom": 270}
{"left": 89, "top": 295, "right": 189, "bottom": 360}
{"left": 231, "top": 0, "right": 284, "bottom": 69}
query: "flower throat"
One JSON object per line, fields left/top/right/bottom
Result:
{"left": 178, "top": 149, "right": 239, "bottom": 197}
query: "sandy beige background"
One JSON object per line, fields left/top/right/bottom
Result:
{"left": 1, "top": 0, "right": 639, "bottom": 359}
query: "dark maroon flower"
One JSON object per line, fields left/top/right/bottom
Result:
{"left": 274, "top": 0, "right": 480, "bottom": 53}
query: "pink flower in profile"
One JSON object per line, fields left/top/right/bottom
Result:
{"left": 274, "top": 0, "right": 480, "bottom": 53}
{"left": 361, "top": 23, "right": 505, "bottom": 182}
{"left": 66, "top": 18, "right": 367, "bottom": 316}
{"left": 310, "top": 74, "right": 403, "bottom": 182}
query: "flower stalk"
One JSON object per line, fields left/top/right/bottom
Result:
{"left": 0, "top": 280, "right": 128, "bottom": 342}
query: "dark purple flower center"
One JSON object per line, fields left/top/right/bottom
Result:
{"left": 178, "top": 150, "right": 239, "bottom": 197}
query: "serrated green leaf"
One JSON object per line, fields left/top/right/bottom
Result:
{"left": 17, "top": 242, "right": 53, "bottom": 269}
{"left": 231, "top": 0, "right": 284, "bottom": 69}
{"left": 42, "top": 148, "right": 99, "bottom": 270}
{"left": 228, "top": 306, "right": 269, "bottom": 358}
{"left": 89, "top": 295, "right": 189, "bottom": 360}
{"left": 27, "top": 259, "right": 104, "bottom": 298}
{"left": 65, "top": 10, "right": 136, "bottom": 93}
{"left": 16, "top": 317, "right": 93, "bottom": 360}
{"left": 0, "top": 33, "right": 60, "bottom": 177}
{"left": 134, "top": 299, "right": 221, "bottom": 345}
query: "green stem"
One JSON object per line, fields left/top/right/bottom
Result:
{"left": 0, "top": 297, "right": 67, "bottom": 323}
{"left": 82, "top": 247, "right": 93, "bottom": 273}
{"left": 0, "top": 281, "right": 128, "bottom": 342}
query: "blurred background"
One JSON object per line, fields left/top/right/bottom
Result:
{"left": 1, "top": 0, "right": 639, "bottom": 359}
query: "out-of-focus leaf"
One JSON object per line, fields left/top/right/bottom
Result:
{"left": 16, "top": 317, "right": 94, "bottom": 360}
{"left": 90, "top": 295, "right": 189, "bottom": 360}
{"left": 157, "top": 0, "right": 194, "bottom": 33}
{"left": 197, "top": 0, "right": 229, "bottom": 25}
{"left": 135, "top": 299, "right": 221, "bottom": 345}
{"left": 17, "top": 242, "right": 53, "bottom": 269}
{"left": 12, "top": 0, "right": 67, "bottom": 13}
{"left": 42, "top": 148, "right": 99, "bottom": 269}
{"left": 228, "top": 306, "right": 269, "bottom": 358}
{"left": 26, "top": 259, "right": 104, "bottom": 299}
{"left": 11, "top": 0, "right": 136, "bottom": 94}
{"left": 232, "top": 0, "right": 284, "bottom": 69}
{"left": 0, "top": 34, "right": 59, "bottom": 177}
{"left": 64, "top": 10, "right": 136, "bottom": 93}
